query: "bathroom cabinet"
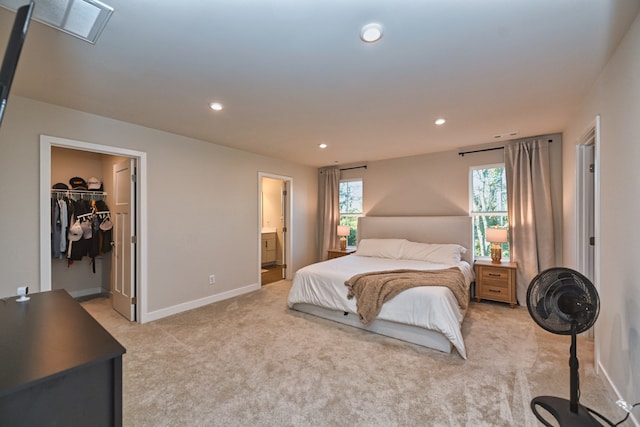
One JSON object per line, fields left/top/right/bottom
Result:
{"left": 261, "top": 232, "right": 277, "bottom": 265}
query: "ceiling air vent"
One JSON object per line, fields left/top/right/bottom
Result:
{"left": 0, "top": 0, "right": 114, "bottom": 44}
{"left": 494, "top": 131, "right": 519, "bottom": 139}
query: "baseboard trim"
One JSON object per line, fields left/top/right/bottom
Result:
{"left": 142, "top": 282, "right": 260, "bottom": 323}
{"left": 598, "top": 360, "right": 639, "bottom": 426}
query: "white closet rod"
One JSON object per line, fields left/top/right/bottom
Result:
{"left": 51, "top": 189, "right": 108, "bottom": 198}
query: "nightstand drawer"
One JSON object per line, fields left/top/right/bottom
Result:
{"left": 480, "top": 267, "right": 510, "bottom": 283}
{"left": 478, "top": 283, "right": 511, "bottom": 302}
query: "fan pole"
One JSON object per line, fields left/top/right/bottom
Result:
{"left": 530, "top": 322, "right": 603, "bottom": 426}
{"left": 569, "top": 322, "right": 579, "bottom": 413}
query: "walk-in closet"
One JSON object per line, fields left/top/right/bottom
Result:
{"left": 50, "top": 147, "right": 131, "bottom": 301}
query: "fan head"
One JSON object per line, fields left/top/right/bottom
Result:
{"left": 527, "top": 267, "right": 599, "bottom": 335}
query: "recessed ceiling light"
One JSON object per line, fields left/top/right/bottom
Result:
{"left": 360, "top": 23, "right": 383, "bottom": 43}
{"left": 319, "top": 143, "right": 327, "bottom": 149}
{"left": 434, "top": 118, "right": 447, "bottom": 126}
{"left": 209, "top": 102, "right": 223, "bottom": 111}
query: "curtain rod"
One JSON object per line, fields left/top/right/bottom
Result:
{"left": 340, "top": 165, "right": 367, "bottom": 171}
{"left": 458, "top": 146, "right": 503, "bottom": 157}
{"left": 458, "top": 139, "right": 553, "bottom": 157}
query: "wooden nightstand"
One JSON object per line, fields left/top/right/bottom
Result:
{"left": 327, "top": 248, "right": 356, "bottom": 259}
{"left": 474, "top": 260, "right": 518, "bottom": 308}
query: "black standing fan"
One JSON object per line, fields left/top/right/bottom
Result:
{"left": 527, "top": 267, "right": 607, "bottom": 427}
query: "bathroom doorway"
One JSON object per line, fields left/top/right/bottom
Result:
{"left": 258, "top": 173, "right": 292, "bottom": 286}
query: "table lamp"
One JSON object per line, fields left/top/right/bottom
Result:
{"left": 337, "top": 226, "right": 350, "bottom": 250}
{"left": 486, "top": 227, "right": 508, "bottom": 264}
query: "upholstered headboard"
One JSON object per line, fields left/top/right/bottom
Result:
{"left": 357, "top": 216, "right": 474, "bottom": 265}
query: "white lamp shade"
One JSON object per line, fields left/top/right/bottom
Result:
{"left": 337, "top": 226, "right": 351, "bottom": 236}
{"left": 486, "top": 227, "right": 508, "bottom": 243}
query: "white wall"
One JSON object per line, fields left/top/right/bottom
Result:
{"left": 0, "top": 96, "right": 317, "bottom": 316}
{"left": 563, "top": 14, "right": 640, "bottom": 413}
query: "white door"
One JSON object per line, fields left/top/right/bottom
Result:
{"left": 112, "top": 159, "right": 136, "bottom": 320}
{"left": 577, "top": 139, "right": 595, "bottom": 281}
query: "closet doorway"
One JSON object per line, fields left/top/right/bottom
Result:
{"left": 258, "top": 173, "right": 292, "bottom": 286}
{"left": 39, "top": 136, "right": 148, "bottom": 322}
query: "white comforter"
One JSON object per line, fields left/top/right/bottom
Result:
{"left": 287, "top": 255, "right": 474, "bottom": 358}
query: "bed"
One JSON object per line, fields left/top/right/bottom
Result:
{"left": 287, "top": 216, "right": 475, "bottom": 358}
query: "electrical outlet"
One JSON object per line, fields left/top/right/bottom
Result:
{"left": 617, "top": 399, "right": 633, "bottom": 413}
{"left": 209, "top": 274, "right": 215, "bottom": 285}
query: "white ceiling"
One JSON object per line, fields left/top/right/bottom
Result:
{"left": 1, "top": 0, "right": 639, "bottom": 167}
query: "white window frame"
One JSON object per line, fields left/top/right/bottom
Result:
{"left": 469, "top": 163, "right": 509, "bottom": 261}
{"left": 339, "top": 178, "right": 363, "bottom": 248}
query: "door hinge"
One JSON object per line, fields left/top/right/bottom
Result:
{"left": 282, "top": 264, "right": 287, "bottom": 269}
{"left": 282, "top": 190, "right": 287, "bottom": 196}
{"left": 131, "top": 297, "right": 137, "bottom": 305}
{"left": 131, "top": 235, "right": 137, "bottom": 244}
{"left": 132, "top": 174, "right": 137, "bottom": 182}
{"left": 282, "top": 226, "right": 287, "bottom": 233}
{"left": 589, "top": 236, "right": 595, "bottom": 246}
{"left": 589, "top": 164, "right": 595, "bottom": 173}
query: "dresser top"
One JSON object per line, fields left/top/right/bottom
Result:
{"left": 474, "top": 259, "right": 517, "bottom": 269}
{"left": 0, "top": 290, "right": 125, "bottom": 397}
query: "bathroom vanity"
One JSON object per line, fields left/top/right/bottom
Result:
{"left": 261, "top": 229, "right": 277, "bottom": 265}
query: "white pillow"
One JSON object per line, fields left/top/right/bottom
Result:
{"left": 399, "top": 241, "right": 467, "bottom": 265}
{"left": 355, "top": 239, "right": 408, "bottom": 259}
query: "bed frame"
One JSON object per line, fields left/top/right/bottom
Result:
{"left": 292, "top": 216, "right": 473, "bottom": 354}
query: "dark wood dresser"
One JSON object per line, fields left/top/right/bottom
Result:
{"left": 0, "top": 289, "right": 126, "bottom": 426}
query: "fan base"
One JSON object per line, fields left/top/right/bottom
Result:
{"left": 531, "top": 396, "right": 603, "bottom": 427}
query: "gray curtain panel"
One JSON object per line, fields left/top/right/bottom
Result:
{"left": 317, "top": 167, "right": 341, "bottom": 261}
{"left": 505, "top": 139, "right": 556, "bottom": 304}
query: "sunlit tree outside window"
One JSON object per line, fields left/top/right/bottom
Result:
{"left": 470, "top": 165, "right": 509, "bottom": 259}
{"left": 339, "top": 179, "right": 363, "bottom": 247}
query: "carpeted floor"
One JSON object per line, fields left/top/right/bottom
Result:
{"left": 81, "top": 280, "right": 624, "bottom": 426}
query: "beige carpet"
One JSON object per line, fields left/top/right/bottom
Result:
{"left": 81, "top": 280, "right": 623, "bottom": 426}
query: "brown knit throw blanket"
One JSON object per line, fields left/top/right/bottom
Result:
{"left": 344, "top": 268, "right": 468, "bottom": 325}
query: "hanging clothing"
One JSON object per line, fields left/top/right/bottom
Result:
{"left": 51, "top": 199, "right": 62, "bottom": 258}
{"left": 94, "top": 199, "right": 113, "bottom": 255}
{"left": 68, "top": 199, "right": 93, "bottom": 261}
{"left": 51, "top": 196, "right": 72, "bottom": 259}
{"left": 50, "top": 192, "right": 112, "bottom": 271}
{"left": 58, "top": 199, "right": 68, "bottom": 254}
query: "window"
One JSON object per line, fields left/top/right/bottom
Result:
{"left": 470, "top": 165, "right": 509, "bottom": 259}
{"left": 339, "top": 179, "right": 363, "bottom": 247}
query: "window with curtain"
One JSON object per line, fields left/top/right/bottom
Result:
{"left": 470, "top": 164, "right": 509, "bottom": 259}
{"left": 339, "top": 179, "right": 363, "bottom": 247}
